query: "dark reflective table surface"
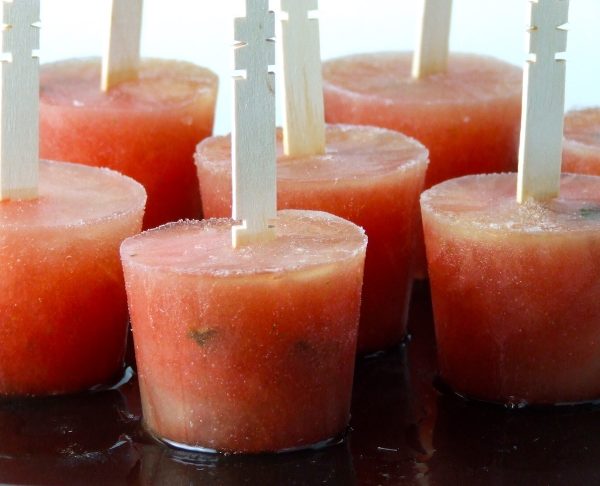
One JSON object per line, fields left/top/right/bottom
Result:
{"left": 2, "top": 283, "right": 600, "bottom": 485}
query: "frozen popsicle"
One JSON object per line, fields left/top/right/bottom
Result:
{"left": 422, "top": 0, "right": 600, "bottom": 405}
{"left": 121, "top": 211, "right": 366, "bottom": 452}
{"left": 0, "top": 1, "right": 146, "bottom": 396}
{"left": 1, "top": 161, "right": 146, "bottom": 396}
{"left": 422, "top": 173, "right": 600, "bottom": 404}
{"left": 122, "top": 0, "right": 367, "bottom": 453}
{"left": 563, "top": 107, "right": 600, "bottom": 175}
{"left": 322, "top": 3, "right": 522, "bottom": 276}
{"left": 39, "top": 1, "right": 217, "bottom": 229}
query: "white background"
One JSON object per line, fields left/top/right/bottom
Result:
{"left": 40, "top": 0, "right": 600, "bottom": 135}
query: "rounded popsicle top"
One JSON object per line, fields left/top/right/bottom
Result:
{"left": 40, "top": 58, "right": 218, "bottom": 112}
{"left": 120, "top": 210, "right": 367, "bottom": 277}
{"left": 196, "top": 124, "right": 428, "bottom": 183}
{"left": 0, "top": 160, "right": 146, "bottom": 229}
{"left": 421, "top": 173, "right": 600, "bottom": 234}
{"left": 322, "top": 52, "right": 522, "bottom": 106}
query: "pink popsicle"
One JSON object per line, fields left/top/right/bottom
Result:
{"left": 422, "top": 173, "right": 600, "bottom": 405}
{"left": 121, "top": 210, "right": 367, "bottom": 453}
{"left": 0, "top": 161, "right": 146, "bottom": 397}
{"left": 323, "top": 52, "right": 522, "bottom": 275}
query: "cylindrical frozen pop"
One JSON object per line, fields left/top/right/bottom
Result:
{"left": 323, "top": 52, "right": 522, "bottom": 276}
{"left": 0, "top": 161, "right": 146, "bottom": 396}
{"left": 421, "top": 173, "right": 600, "bottom": 405}
{"left": 121, "top": 210, "right": 367, "bottom": 452}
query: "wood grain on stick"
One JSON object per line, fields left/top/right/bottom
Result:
{"left": 232, "top": 0, "right": 277, "bottom": 247}
{"left": 517, "top": 0, "right": 569, "bottom": 203}
{"left": 280, "top": 0, "right": 325, "bottom": 157}
{"left": 412, "top": 0, "right": 453, "bottom": 79}
{"left": 101, "top": 0, "right": 143, "bottom": 92}
{"left": 0, "top": 0, "right": 40, "bottom": 201}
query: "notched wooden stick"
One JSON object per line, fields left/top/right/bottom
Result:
{"left": 517, "top": 0, "right": 569, "bottom": 203}
{"left": 232, "top": 0, "right": 277, "bottom": 248}
{"left": 280, "top": 0, "right": 326, "bottom": 157}
{"left": 0, "top": 0, "right": 40, "bottom": 201}
{"left": 101, "top": 0, "right": 143, "bottom": 92}
{"left": 412, "top": 0, "right": 453, "bottom": 79}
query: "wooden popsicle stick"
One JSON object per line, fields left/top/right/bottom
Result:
{"left": 517, "top": 0, "right": 569, "bottom": 203}
{"left": 280, "top": 0, "right": 326, "bottom": 157}
{"left": 231, "top": 0, "right": 277, "bottom": 248}
{"left": 412, "top": 0, "right": 453, "bottom": 79}
{"left": 0, "top": 0, "right": 40, "bottom": 201}
{"left": 101, "top": 0, "right": 143, "bottom": 92}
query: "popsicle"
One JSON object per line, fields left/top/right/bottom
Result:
{"left": 563, "top": 107, "right": 600, "bottom": 175}
{"left": 0, "top": 1, "right": 146, "bottom": 397}
{"left": 422, "top": 0, "right": 600, "bottom": 405}
{"left": 121, "top": 0, "right": 367, "bottom": 453}
{"left": 322, "top": 2, "right": 522, "bottom": 276}
{"left": 39, "top": 1, "right": 217, "bottom": 229}
{"left": 196, "top": 0, "right": 428, "bottom": 354}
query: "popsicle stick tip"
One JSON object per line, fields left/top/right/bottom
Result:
{"left": 231, "top": 0, "right": 277, "bottom": 248}
{"left": 517, "top": 0, "right": 570, "bottom": 203}
{"left": 101, "top": 0, "right": 143, "bottom": 92}
{"left": 0, "top": 0, "right": 40, "bottom": 201}
{"left": 280, "top": 0, "right": 326, "bottom": 157}
{"left": 412, "top": 0, "right": 453, "bottom": 79}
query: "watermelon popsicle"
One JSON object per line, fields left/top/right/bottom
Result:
{"left": 323, "top": 44, "right": 522, "bottom": 278}
{"left": 1, "top": 161, "right": 146, "bottom": 396}
{"left": 421, "top": 173, "right": 600, "bottom": 404}
{"left": 196, "top": 125, "right": 428, "bottom": 354}
{"left": 121, "top": 211, "right": 367, "bottom": 453}
{"left": 40, "top": 58, "right": 217, "bottom": 229}
{"left": 563, "top": 107, "right": 600, "bottom": 175}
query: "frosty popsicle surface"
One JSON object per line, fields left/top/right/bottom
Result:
{"left": 0, "top": 161, "right": 146, "bottom": 396}
{"left": 121, "top": 210, "right": 367, "bottom": 452}
{"left": 421, "top": 173, "right": 600, "bottom": 404}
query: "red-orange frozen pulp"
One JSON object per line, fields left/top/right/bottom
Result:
{"left": 195, "top": 125, "right": 428, "bottom": 354}
{"left": 40, "top": 58, "right": 217, "bottom": 229}
{"left": 0, "top": 161, "right": 146, "bottom": 397}
{"left": 563, "top": 107, "right": 600, "bottom": 176}
{"left": 421, "top": 173, "right": 600, "bottom": 405}
{"left": 121, "top": 210, "right": 367, "bottom": 453}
